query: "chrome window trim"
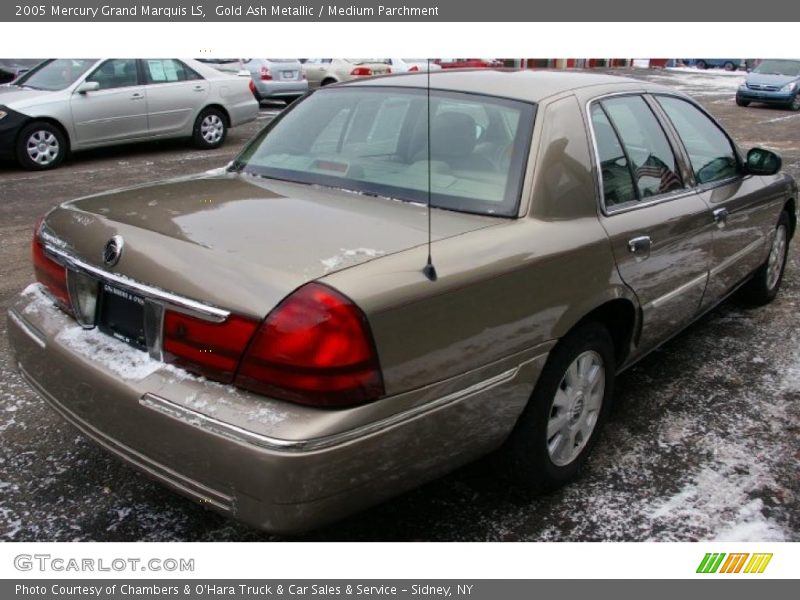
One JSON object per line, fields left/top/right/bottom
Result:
{"left": 140, "top": 366, "right": 520, "bottom": 453}
{"left": 43, "top": 243, "right": 230, "bottom": 323}
{"left": 585, "top": 91, "right": 711, "bottom": 217}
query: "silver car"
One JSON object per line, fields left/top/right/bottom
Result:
{"left": 0, "top": 58, "right": 258, "bottom": 170}
{"left": 242, "top": 59, "right": 308, "bottom": 104}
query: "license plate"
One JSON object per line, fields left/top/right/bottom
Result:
{"left": 281, "top": 71, "right": 294, "bottom": 80}
{"left": 97, "top": 283, "right": 147, "bottom": 351}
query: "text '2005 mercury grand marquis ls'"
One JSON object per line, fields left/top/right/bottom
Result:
{"left": 7, "top": 70, "right": 797, "bottom": 533}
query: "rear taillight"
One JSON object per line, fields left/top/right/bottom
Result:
{"left": 163, "top": 310, "right": 259, "bottom": 383}
{"left": 235, "top": 283, "right": 384, "bottom": 407}
{"left": 350, "top": 67, "right": 373, "bottom": 76}
{"left": 248, "top": 79, "right": 256, "bottom": 94}
{"left": 260, "top": 66, "right": 272, "bottom": 80}
{"left": 31, "top": 218, "right": 70, "bottom": 309}
{"left": 409, "top": 65, "right": 419, "bottom": 72}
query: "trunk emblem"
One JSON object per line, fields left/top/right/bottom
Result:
{"left": 103, "top": 235, "right": 124, "bottom": 267}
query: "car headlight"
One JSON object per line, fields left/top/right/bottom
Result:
{"left": 780, "top": 81, "right": 798, "bottom": 93}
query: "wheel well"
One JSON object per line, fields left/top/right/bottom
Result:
{"left": 575, "top": 299, "right": 636, "bottom": 367}
{"left": 18, "top": 117, "right": 71, "bottom": 154}
{"left": 201, "top": 104, "right": 231, "bottom": 127}
{"left": 784, "top": 198, "right": 797, "bottom": 239}
{"left": 321, "top": 78, "right": 337, "bottom": 86}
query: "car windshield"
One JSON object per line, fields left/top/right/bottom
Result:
{"left": 233, "top": 87, "right": 536, "bottom": 217}
{"left": 15, "top": 59, "right": 95, "bottom": 90}
{"left": 752, "top": 59, "right": 800, "bottom": 77}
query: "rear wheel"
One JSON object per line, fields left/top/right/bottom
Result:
{"left": 320, "top": 78, "right": 336, "bottom": 86}
{"left": 504, "top": 322, "right": 616, "bottom": 492}
{"left": 192, "top": 108, "right": 227, "bottom": 149}
{"left": 742, "top": 211, "right": 790, "bottom": 305}
{"left": 696, "top": 60, "right": 708, "bottom": 70}
{"left": 724, "top": 61, "right": 736, "bottom": 71}
{"left": 16, "top": 122, "right": 66, "bottom": 170}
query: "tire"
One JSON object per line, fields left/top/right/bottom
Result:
{"left": 503, "top": 322, "right": 616, "bottom": 493}
{"left": 192, "top": 107, "right": 227, "bottom": 150}
{"left": 724, "top": 61, "right": 736, "bottom": 71}
{"left": 320, "top": 78, "right": 336, "bottom": 87}
{"left": 696, "top": 60, "right": 708, "bottom": 70}
{"left": 742, "top": 211, "right": 791, "bottom": 305}
{"left": 16, "top": 121, "right": 67, "bottom": 170}
{"left": 736, "top": 96, "right": 751, "bottom": 107}
{"left": 790, "top": 94, "right": 800, "bottom": 112}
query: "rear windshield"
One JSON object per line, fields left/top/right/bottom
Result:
{"left": 233, "top": 87, "right": 536, "bottom": 217}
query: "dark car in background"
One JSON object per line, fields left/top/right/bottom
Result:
{"left": 736, "top": 59, "right": 800, "bottom": 111}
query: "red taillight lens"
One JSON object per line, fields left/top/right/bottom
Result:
{"left": 235, "top": 283, "right": 384, "bottom": 407}
{"left": 248, "top": 79, "right": 256, "bottom": 94}
{"left": 350, "top": 67, "right": 373, "bottom": 76}
{"left": 31, "top": 219, "right": 70, "bottom": 309}
{"left": 260, "top": 66, "right": 272, "bottom": 80}
{"left": 163, "top": 311, "right": 259, "bottom": 383}
{"left": 409, "top": 65, "right": 419, "bottom": 72}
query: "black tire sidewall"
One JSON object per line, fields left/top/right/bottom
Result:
{"left": 16, "top": 122, "right": 66, "bottom": 170}
{"left": 193, "top": 108, "right": 227, "bottom": 149}
{"left": 505, "top": 322, "right": 616, "bottom": 492}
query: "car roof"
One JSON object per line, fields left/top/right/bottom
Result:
{"left": 340, "top": 69, "right": 662, "bottom": 103}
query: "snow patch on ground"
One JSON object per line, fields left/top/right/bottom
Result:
{"left": 321, "top": 248, "right": 386, "bottom": 273}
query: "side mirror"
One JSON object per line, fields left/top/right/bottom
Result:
{"left": 746, "top": 147, "right": 782, "bottom": 176}
{"left": 76, "top": 81, "right": 100, "bottom": 94}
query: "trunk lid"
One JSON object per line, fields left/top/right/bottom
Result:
{"left": 46, "top": 172, "right": 500, "bottom": 318}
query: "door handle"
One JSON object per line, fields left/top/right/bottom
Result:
{"left": 193, "top": 85, "right": 206, "bottom": 92}
{"left": 130, "top": 92, "right": 144, "bottom": 100}
{"left": 628, "top": 235, "right": 652, "bottom": 261}
{"left": 713, "top": 207, "right": 729, "bottom": 228}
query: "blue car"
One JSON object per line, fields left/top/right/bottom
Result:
{"left": 736, "top": 59, "right": 800, "bottom": 111}
{"left": 691, "top": 59, "right": 744, "bottom": 71}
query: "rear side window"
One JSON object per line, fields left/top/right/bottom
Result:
{"left": 599, "top": 96, "right": 683, "bottom": 201}
{"left": 590, "top": 105, "right": 637, "bottom": 207}
{"left": 656, "top": 96, "right": 739, "bottom": 185}
{"left": 144, "top": 59, "right": 201, "bottom": 84}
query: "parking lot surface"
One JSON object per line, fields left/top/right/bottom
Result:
{"left": 1, "top": 70, "right": 799, "bottom": 541}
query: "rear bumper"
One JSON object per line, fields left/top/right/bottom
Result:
{"left": 253, "top": 80, "right": 309, "bottom": 100}
{"left": 736, "top": 89, "right": 796, "bottom": 105}
{"left": 7, "top": 287, "right": 543, "bottom": 533}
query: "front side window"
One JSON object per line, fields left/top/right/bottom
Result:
{"left": 86, "top": 59, "right": 139, "bottom": 90}
{"left": 233, "top": 87, "right": 536, "bottom": 217}
{"left": 143, "top": 59, "right": 201, "bottom": 84}
{"left": 599, "top": 96, "right": 683, "bottom": 201}
{"left": 656, "top": 96, "right": 739, "bottom": 185}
